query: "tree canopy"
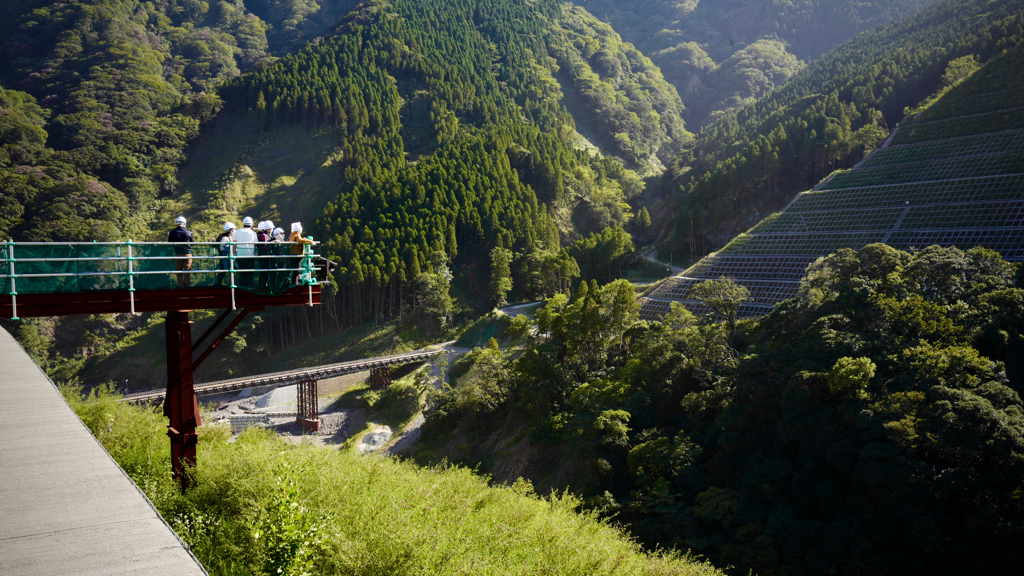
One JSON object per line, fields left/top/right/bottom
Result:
{"left": 421, "top": 244, "right": 1024, "bottom": 575}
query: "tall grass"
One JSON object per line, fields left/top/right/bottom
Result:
{"left": 62, "top": 384, "right": 722, "bottom": 576}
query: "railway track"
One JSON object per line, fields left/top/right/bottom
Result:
{"left": 122, "top": 349, "right": 443, "bottom": 403}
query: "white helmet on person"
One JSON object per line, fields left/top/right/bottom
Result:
{"left": 242, "top": 216, "right": 254, "bottom": 226}
{"left": 223, "top": 222, "right": 236, "bottom": 232}
{"left": 291, "top": 222, "right": 302, "bottom": 233}
{"left": 272, "top": 227, "right": 284, "bottom": 237}
{"left": 264, "top": 220, "right": 275, "bottom": 231}
{"left": 256, "top": 220, "right": 267, "bottom": 231}
{"left": 175, "top": 216, "right": 186, "bottom": 226}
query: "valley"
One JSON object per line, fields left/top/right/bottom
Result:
{"left": 2, "top": 0, "right": 1023, "bottom": 574}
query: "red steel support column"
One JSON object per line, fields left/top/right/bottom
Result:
{"left": 164, "top": 310, "right": 200, "bottom": 492}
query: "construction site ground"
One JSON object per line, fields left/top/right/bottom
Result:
{"left": 201, "top": 345, "right": 470, "bottom": 454}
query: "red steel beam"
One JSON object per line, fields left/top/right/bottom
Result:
{"left": 191, "top": 309, "right": 252, "bottom": 371}
{"left": 0, "top": 285, "right": 320, "bottom": 318}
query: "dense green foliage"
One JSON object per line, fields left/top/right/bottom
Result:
{"left": 62, "top": 383, "right": 724, "bottom": 575}
{"left": 218, "top": 0, "right": 657, "bottom": 329}
{"left": 422, "top": 245, "right": 1024, "bottom": 575}
{"left": 549, "top": 4, "right": 690, "bottom": 166}
{"left": 0, "top": 0, "right": 283, "bottom": 240}
{"left": 657, "top": 0, "right": 1024, "bottom": 261}
{"left": 578, "top": 0, "right": 940, "bottom": 124}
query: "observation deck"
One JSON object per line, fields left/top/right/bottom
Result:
{"left": 1, "top": 240, "right": 322, "bottom": 319}
{"left": 1, "top": 239, "right": 326, "bottom": 492}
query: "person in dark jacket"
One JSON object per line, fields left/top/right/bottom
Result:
{"left": 168, "top": 216, "right": 193, "bottom": 288}
{"left": 270, "top": 226, "right": 287, "bottom": 287}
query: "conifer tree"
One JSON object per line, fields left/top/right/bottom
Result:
{"left": 489, "top": 244, "right": 513, "bottom": 307}
{"left": 635, "top": 207, "right": 651, "bottom": 238}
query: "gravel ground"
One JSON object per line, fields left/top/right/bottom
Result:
{"left": 266, "top": 408, "right": 368, "bottom": 446}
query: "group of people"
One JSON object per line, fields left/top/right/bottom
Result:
{"left": 168, "top": 216, "right": 313, "bottom": 289}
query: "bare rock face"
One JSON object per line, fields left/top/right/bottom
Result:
{"left": 357, "top": 426, "right": 393, "bottom": 453}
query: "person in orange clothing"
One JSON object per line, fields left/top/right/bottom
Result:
{"left": 289, "top": 222, "right": 314, "bottom": 283}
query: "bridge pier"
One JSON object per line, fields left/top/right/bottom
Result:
{"left": 296, "top": 378, "right": 320, "bottom": 431}
{"left": 369, "top": 366, "right": 392, "bottom": 390}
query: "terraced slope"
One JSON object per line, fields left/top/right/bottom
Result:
{"left": 640, "top": 43, "right": 1024, "bottom": 321}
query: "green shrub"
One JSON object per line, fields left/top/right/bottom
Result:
{"left": 372, "top": 379, "right": 426, "bottom": 426}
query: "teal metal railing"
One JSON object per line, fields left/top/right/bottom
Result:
{"left": 2, "top": 239, "right": 323, "bottom": 319}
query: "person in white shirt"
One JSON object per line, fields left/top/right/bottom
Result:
{"left": 216, "top": 222, "right": 236, "bottom": 287}
{"left": 234, "top": 216, "right": 258, "bottom": 285}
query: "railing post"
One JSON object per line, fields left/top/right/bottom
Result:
{"left": 305, "top": 238, "right": 314, "bottom": 306}
{"left": 126, "top": 240, "right": 135, "bottom": 314}
{"left": 6, "top": 242, "right": 17, "bottom": 321}
{"left": 229, "top": 241, "right": 236, "bottom": 310}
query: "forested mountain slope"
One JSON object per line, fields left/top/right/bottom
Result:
{"left": 0, "top": 0, "right": 290, "bottom": 242}
{"left": 214, "top": 0, "right": 685, "bottom": 328}
{"left": 549, "top": 4, "right": 690, "bottom": 170}
{"left": 577, "top": 0, "right": 941, "bottom": 125}
{"left": 642, "top": 40, "right": 1024, "bottom": 322}
{"left": 653, "top": 0, "right": 1024, "bottom": 263}
{"left": 2, "top": 0, "right": 688, "bottom": 383}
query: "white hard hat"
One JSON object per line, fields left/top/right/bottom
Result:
{"left": 291, "top": 222, "right": 302, "bottom": 233}
{"left": 242, "top": 216, "right": 254, "bottom": 226}
{"left": 175, "top": 216, "right": 186, "bottom": 226}
{"left": 223, "top": 222, "right": 236, "bottom": 232}
{"left": 265, "top": 220, "right": 275, "bottom": 230}
{"left": 272, "top": 227, "right": 284, "bottom": 236}
{"left": 256, "top": 220, "right": 267, "bottom": 231}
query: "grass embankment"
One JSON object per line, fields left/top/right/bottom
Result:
{"left": 65, "top": 384, "right": 722, "bottom": 576}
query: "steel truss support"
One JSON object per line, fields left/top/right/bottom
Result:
{"left": 296, "top": 379, "right": 320, "bottom": 432}
{"left": 163, "top": 307, "right": 258, "bottom": 492}
{"left": 369, "top": 366, "right": 392, "bottom": 390}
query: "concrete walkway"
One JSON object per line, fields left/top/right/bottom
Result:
{"left": 0, "top": 328, "right": 206, "bottom": 575}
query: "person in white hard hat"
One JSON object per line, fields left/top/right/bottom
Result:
{"left": 256, "top": 221, "right": 274, "bottom": 288}
{"left": 216, "top": 222, "right": 236, "bottom": 287}
{"left": 234, "top": 217, "right": 257, "bottom": 285}
{"left": 289, "top": 222, "right": 314, "bottom": 284}
{"left": 167, "top": 216, "right": 193, "bottom": 289}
